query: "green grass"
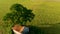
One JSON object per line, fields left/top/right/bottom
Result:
{"left": 0, "top": 0, "right": 60, "bottom": 34}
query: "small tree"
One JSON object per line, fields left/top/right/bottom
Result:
{"left": 3, "top": 3, "right": 35, "bottom": 25}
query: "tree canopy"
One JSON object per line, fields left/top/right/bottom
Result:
{"left": 3, "top": 3, "right": 35, "bottom": 25}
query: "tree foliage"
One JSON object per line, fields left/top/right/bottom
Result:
{"left": 3, "top": 3, "right": 35, "bottom": 25}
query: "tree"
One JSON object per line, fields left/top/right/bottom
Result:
{"left": 3, "top": 3, "right": 35, "bottom": 25}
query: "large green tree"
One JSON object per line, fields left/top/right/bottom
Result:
{"left": 3, "top": 3, "right": 35, "bottom": 25}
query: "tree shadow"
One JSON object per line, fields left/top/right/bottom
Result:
{"left": 29, "top": 26, "right": 44, "bottom": 34}
{"left": 29, "top": 25, "right": 60, "bottom": 34}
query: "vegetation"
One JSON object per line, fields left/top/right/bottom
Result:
{"left": 3, "top": 3, "right": 35, "bottom": 25}
{"left": 0, "top": 1, "right": 60, "bottom": 34}
{"left": 2, "top": 3, "right": 35, "bottom": 34}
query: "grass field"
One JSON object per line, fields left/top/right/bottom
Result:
{"left": 0, "top": 0, "right": 60, "bottom": 34}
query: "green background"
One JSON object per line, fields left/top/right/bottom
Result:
{"left": 0, "top": 0, "right": 60, "bottom": 34}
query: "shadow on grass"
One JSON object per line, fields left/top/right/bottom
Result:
{"left": 29, "top": 25, "right": 60, "bottom": 34}
{"left": 29, "top": 26, "right": 41, "bottom": 34}
{"left": 29, "top": 26, "right": 52, "bottom": 34}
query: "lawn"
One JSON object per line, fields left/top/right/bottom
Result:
{"left": 0, "top": 0, "right": 60, "bottom": 34}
